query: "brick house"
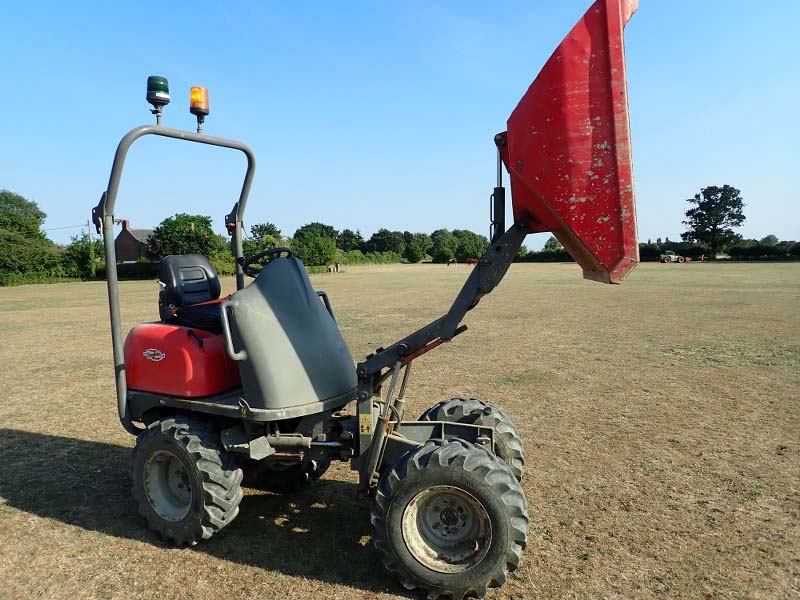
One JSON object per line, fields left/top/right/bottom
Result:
{"left": 114, "top": 220, "right": 153, "bottom": 262}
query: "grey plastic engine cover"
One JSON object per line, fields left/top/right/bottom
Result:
{"left": 228, "top": 256, "right": 357, "bottom": 413}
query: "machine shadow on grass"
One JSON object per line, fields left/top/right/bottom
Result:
{"left": 0, "top": 429, "right": 408, "bottom": 597}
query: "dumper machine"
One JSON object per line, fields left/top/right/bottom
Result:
{"left": 93, "top": 1, "right": 639, "bottom": 597}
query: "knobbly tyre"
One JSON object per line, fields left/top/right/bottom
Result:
{"left": 93, "top": 1, "right": 639, "bottom": 597}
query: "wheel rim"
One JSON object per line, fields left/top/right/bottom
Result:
{"left": 143, "top": 450, "right": 193, "bottom": 522}
{"left": 401, "top": 485, "right": 492, "bottom": 573}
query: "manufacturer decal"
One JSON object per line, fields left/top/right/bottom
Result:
{"left": 359, "top": 414, "right": 372, "bottom": 435}
{"left": 142, "top": 348, "right": 166, "bottom": 362}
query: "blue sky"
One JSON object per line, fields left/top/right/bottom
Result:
{"left": 1, "top": 1, "right": 798, "bottom": 249}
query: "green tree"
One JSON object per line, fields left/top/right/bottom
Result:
{"left": 0, "top": 189, "right": 47, "bottom": 235}
{"left": 403, "top": 233, "right": 432, "bottom": 263}
{"left": 251, "top": 222, "right": 281, "bottom": 240}
{"left": 543, "top": 235, "right": 564, "bottom": 252}
{"left": 291, "top": 234, "right": 337, "bottom": 266}
{"left": 681, "top": 185, "right": 745, "bottom": 258}
{"left": 638, "top": 242, "right": 661, "bottom": 261}
{"left": 63, "top": 233, "right": 98, "bottom": 279}
{"left": 365, "top": 228, "right": 405, "bottom": 254}
{"left": 0, "top": 230, "right": 60, "bottom": 275}
{"left": 736, "top": 238, "right": 758, "bottom": 248}
{"left": 0, "top": 190, "right": 61, "bottom": 280}
{"left": 337, "top": 228, "right": 364, "bottom": 252}
{"left": 452, "top": 230, "right": 489, "bottom": 262}
{"left": 243, "top": 222, "right": 282, "bottom": 257}
{"left": 147, "top": 213, "right": 225, "bottom": 260}
{"left": 759, "top": 234, "right": 779, "bottom": 246}
{"left": 294, "top": 222, "right": 337, "bottom": 241}
{"left": 430, "top": 229, "right": 458, "bottom": 263}
{"left": 291, "top": 222, "right": 339, "bottom": 265}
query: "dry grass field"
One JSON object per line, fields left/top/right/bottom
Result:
{"left": 0, "top": 262, "right": 798, "bottom": 599}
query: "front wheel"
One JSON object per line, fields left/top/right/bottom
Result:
{"left": 130, "top": 416, "right": 244, "bottom": 545}
{"left": 371, "top": 439, "right": 528, "bottom": 599}
{"left": 420, "top": 397, "right": 525, "bottom": 481}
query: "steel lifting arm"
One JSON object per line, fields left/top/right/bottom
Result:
{"left": 354, "top": 219, "right": 527, "bottom": 489}
{"left": 357, "top": 0, "right": 639, "bottom": 385}
{"left": 354, "top": 0, "right": 639, "bottom": 490}
{"left": 356, "top": 220, "right": 527, "bottom": 385}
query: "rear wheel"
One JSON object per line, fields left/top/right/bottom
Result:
{"left": 420, "top": 397, "right": 525, "bottom": 481}
{"left": 371, "top": 439, "right": 528, "bottom": 599}
{"left": 131, "top": 416, "right": 243, "bottom": 545}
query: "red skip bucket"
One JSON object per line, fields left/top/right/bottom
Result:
{"left": 499, "top": 0, "right": 639, "bottom": 283}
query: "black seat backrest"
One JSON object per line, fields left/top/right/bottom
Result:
{"left": 158, "top": 254, "right": 221, "bottom": 321}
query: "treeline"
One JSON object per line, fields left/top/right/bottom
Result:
{"left": 521, "top": 235, "right": 800, "bottom": 264}
{"left": 638, "top": 238, "right": 708, "bottom": 262}
{"left": 518, "top": 236, "right": 709, "bottom": 264}
{"left": 0, "top": 189, "right": 500, "bottom": 285}
{"left": 140, "top": 216, "right": 496, "bottom": 271}
{"left": 639, "top": 235, "right": 800, "bottom": 262}
{"left": 4, "top": 187, "right": 799, "bottom": 287}
{"left": 0, "top": 190, "right": 102, "bottom": 286}
{"left": 274, "top": 224, "right": 492, "bottom": 266}
{"left": 726, "top": 236, "right": 800, "bottom": 260}
{"left": 517, "top": 235, "right": 571, "bottom": 262}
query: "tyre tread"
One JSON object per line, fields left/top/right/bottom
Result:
{"left": 420, "top": 397, "right": 525, "bottom": 481}
{"left": 371, "top": 439, "right": 528, "bottom": 600}
{"left": 131, "top": 415, "right": 243, "bottom": 546}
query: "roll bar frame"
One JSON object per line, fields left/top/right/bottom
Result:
{"left": 92, "top": 124, "right": 256, "bottom": 434}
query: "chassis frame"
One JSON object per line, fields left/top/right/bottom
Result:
{"left": 94, "top": 122, "right": 526, "bottom": 492}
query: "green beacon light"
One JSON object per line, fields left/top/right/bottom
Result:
{"left": 146, "top": 76, "right": 170, "bottom": 123}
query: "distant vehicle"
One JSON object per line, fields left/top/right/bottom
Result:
{"left": 661, "top": 250, "right": 685, "bottom": 263}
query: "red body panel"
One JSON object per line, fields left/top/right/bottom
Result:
{"left": 501, "top": 0, "right": 638, "bottom": 283}
{"left": 124, "top": 323, "right": 241, "bottom": 398}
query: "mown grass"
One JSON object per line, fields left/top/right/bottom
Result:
{"left": 0, "top": 262, "right": 798, "bottom": 599}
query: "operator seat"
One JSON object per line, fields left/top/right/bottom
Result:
{"left": 158, "top": 254, "right": 224, "bottom": 332}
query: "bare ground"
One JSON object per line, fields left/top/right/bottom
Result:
{"left": 0, "top": 262, "right": 798, "bottom": 599}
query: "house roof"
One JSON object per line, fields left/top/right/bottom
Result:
{"left": 129, "top": 228, "right": 153, "bottom": 243}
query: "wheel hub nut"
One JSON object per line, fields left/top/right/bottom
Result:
{"left": 440, "top": 507, "right": 459, "bottom": 526}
